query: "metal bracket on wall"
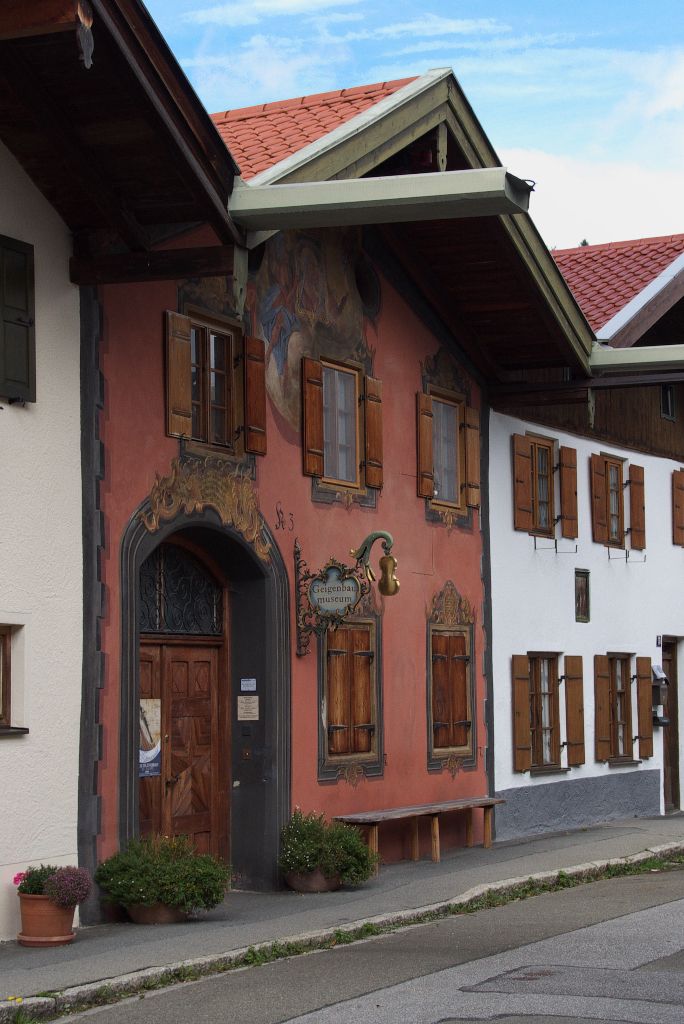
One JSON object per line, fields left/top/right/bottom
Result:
{"left": 232, "top": 244, "right": 248, "bottom": 316}
{"left": 533, "top": 536, "right": 578, "bottom": 554}
{"left": 294, "top": 539, "right": 370, "bottom": 657}
{"left": 608, "top": 548, "right": 646, "bottom": 563}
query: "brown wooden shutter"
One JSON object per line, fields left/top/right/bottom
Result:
{"left": 327, "top": 628, "right": 351, "bottom": 755}
{"left": 513, "top": 434, "right": 533, "bottom": 531}
{"left": 594, "top": 655, "right": 611, "bottom": 761}
{"left": 559, "top": 446, "right": 578, "bottom": 539}
{"left": 636, "top": 656, "right": 653, "bottom": 759}
{"left": 512, "top": 655, "right": 532, "bottom": 771}
{"left": 465, "top": 407, "right": 481, "bottom": 507}
{"left": 364, "top": 376, "right": 383, "bottom": 488}
{"left": 166, "top": 311, "right": 192, "bottom": 438}
{"left": 1, "top": 236, "right": 36, "bottom": 403}
{"left": 564, "top": 656, "right": 585, "bottom": 766}
{"left": 629, "top": 464, "right": 645, "bottom": 549}
{"left": 450, "top": 633, "right": 470, "bottom": 748}
{"left": 243, "top": 335, "right": 267, "bottom": 455}
{"left": 431, "top": 631, "right": 451, "bottom": 749}
{"left": 673, "top": 470, "right": 684, "bottom": 545}
{"left": 302, "top": 357, "right": 324, "bottom": 477}
{"left": 590, "top": 454, "right": 609, "bottom": 543}
{"left": 417, "top": 392, "right": 434, "bottom": 498}
{"left": 350, "top": 626, "right": 373, "bottom": 754}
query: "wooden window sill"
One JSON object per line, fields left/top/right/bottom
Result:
{"left": 607, "top": 758, "right": 641, "bottom": 768}
{"left": 530, "top": 765, "right": 571, "bottom": 776}
{"left": 0, "top": 726, "right": 29, "bottom": 736}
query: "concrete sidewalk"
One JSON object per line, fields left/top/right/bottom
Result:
{"left": 2, "top": 815, "right": 684, "bottom": 1003}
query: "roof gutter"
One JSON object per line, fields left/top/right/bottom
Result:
{"left": 590, "top": 341, "right": 684, "bottom": 374}
{"left": 228, "top": 167, "right": 531, "bottom": 232}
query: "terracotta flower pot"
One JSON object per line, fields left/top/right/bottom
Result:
{"left": 17, "top": 894, "right": 76, "bottom": 947}
{"left": 126, "top": 902, "right": 189, "bottom": 924}
{"left": 285, "top": 868, "right": 342, "bottom": 893}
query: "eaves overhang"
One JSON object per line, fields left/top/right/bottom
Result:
{"left": 590, "top": 342, "right": 684, "bottom": 374}
{"left": 228, "top": 168, "right": 531, "bottom": 231}
{"left": 596, "top": 250, "right": 684, "bottom": 348}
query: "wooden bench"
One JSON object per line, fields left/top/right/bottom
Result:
{"left": 333, "top": 797, "right": 505, "bottom": 872}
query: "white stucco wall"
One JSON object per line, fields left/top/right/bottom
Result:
{"left": 0, "top": 140, "right": 82, "bottom": 940}
{"left": 489, "top": 410, "right": 683, "bottom": 832}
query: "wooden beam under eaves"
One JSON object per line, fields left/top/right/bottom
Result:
{"left": 488, "top": 370, "right": 684, "bottom": 407}
{"left": 0, "top": 0, "right": 76, "bottom": 40}
{"left": 70, "top": 245, "right": 235, "bottom": 285}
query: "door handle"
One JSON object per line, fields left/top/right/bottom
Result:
{"left": 165, "top": 774, "right": 180, "bottom": 787}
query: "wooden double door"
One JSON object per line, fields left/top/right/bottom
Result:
{"left": 139, "top": 639, "right": 228, "bottom": 857}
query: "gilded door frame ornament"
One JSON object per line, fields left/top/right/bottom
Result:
{"left": 136, "top": 455, "right": 272, "bottom": 565}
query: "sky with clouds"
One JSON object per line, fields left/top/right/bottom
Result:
{"left": 144, "top": 0, "right": 684, "bottom": 248}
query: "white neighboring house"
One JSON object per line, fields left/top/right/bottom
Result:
{"left": 490, "top": 235, "right": 684, "bottom": 839}
{"left": 0, "top": 138, "right": 82, "bottom": 939}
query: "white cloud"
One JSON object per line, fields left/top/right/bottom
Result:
{"left": 501, "top": 147, "right": 684, "bottom": 250}
{"left": 381, "top": 33, "right": 576, "bottom": 58}
{"left": 187, "top": 0, "right": 361, "bottom": 26}
{"left": 183, "top": 34, "right": 348, "bottom": 111}
{"left": 331, "top": 14, "right": 510, "bottom": 43}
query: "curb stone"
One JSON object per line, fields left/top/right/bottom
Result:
{"left": 3, "top": 840, "right": 684, "bottom": 1024}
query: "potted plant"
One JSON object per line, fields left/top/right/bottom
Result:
{"left": 94, "top": 833, "right": 231, "bottom": 923}
{"left": 280, "top": 809, "right": 379, "bottom": 892}
{"left": 15, "top": 865, "right": 92, "bottom": 946}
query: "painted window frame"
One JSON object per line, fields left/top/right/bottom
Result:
{"left": 427, "top": 621, "right": 476, "bottom": 770}
{"left": 609, "top": 654, "right": 633, "bottom": 761}
{"left": 528, "top": 437, "right": 555, "bottom": 537}
{"left": 317, "top": 615, "right": 384, "bottom": 781}
{"left": 575, "top": 570, "right": 590, "bottom": 623}
{"left": 428, "top": 385, "right": 466, "bottom": 513}
{"left": 185, "top": 307, "right": 243, "bottom": 454}
{"left": 605, "top": 457, "right": 625, "bottom": 547}
{"left": 0, "top": 626, "right": 10, "bottom": 727}
{"left": 321, "top": 358, "right": 363, "bottom": 490}
{"left": 528, "top": 653, "right": 561, "bottom": 768}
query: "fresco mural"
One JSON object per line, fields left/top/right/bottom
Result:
{"left": 256, "top": 228, "right": 371, "bottom": 432}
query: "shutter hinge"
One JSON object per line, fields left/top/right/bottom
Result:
{"left": 16, "top": 316, "right": 34, "bottom": 326}
{"left": 558, "top": 675, "right": 566, "bottom": 684}
{"left": 234, "top": 352, "right": 244, "bottom": 368}
{"left": 8, "top": 397, "right": 25, "bottom": 407}
{"left": 235, "top": 425, "right": 244, "bottom": 439}
{"left": 358, "top": 394, "right": 365, "bottom": 405}
{"left": 328, "top": 724, "right": 348, "bottom": 736}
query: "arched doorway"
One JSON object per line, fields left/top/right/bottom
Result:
{"left": 119, "top": 505, "right": 290, "bottom": 891}
{"left": 138, "top": 541, "right": 229, "bottom": 860}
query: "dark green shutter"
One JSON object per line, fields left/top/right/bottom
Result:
{"left": 1, "top": 234, "right": 35, "bottom": 402}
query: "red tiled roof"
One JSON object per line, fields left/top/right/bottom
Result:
{"left": 211, "top": 78, "right": 416, "bottom": 181}
{"left": 552, "top": 235, "right": 684, "bottom": 332}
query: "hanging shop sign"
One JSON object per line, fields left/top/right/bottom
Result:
{"left": 295, "top": 531, "right": 399, "bottom": 656}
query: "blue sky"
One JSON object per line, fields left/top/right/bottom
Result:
{"left": 145, "top": 1, "right": 684, "bottom": 247}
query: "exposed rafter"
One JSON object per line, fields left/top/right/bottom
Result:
{"left": 69, "top": 245, "right": 235, "bottom": 285}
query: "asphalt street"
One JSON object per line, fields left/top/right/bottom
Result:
{"left": 65, "top": 869, "right": 684, "bottom": 1024}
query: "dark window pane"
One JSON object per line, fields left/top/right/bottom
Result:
{"left": 3, "top": 249, "right": 28, "bottom": 312}
{"left": 210, "top": 333, "right": 225, "bottom": 371}
{"left": 211, "top": 406, "right": 226, "bottom": 445}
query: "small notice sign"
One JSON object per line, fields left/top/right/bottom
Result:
{"left": 240, "top": 677, "right": 257, "bottom": 692}
{"left": 139, "top": 699, "right": 161, "bottom": 778}
{"left": 237, "top": 695, "right": 259, "bottom": 721}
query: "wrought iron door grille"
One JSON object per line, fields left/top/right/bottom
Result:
{"left": 139, "top": 545, "right": 222, "bottom": 635}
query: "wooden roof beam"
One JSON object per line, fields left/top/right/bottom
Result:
{"left": 69, "top": 244, "right": 235, "bottom": 285}
{"left": 0, "top": 41, "right": 151, "bottom": 252}
{"left": 489, "top": 370, "right": 684, "bottom": 407}
{"left": 0, "top": 0, "right": 76, "bottom": 40}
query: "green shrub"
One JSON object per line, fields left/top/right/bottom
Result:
{"left": 16, "top": 865, "right": 58, "bottom": 895}
{"left": 94, "top": 834, "right": 231, "bottom": 913}
{"left": 279, "top": 809, "right": 379, "bottom": 885}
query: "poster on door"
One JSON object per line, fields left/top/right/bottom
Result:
{"left": 139, "top": 699, "right": 161, "bottom": 777}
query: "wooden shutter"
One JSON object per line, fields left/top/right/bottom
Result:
{"left": 512, "top": 655, "right": 532, "bottom": 771}
{"left": 244, "top": 335, "right": 267, "bottom": 455}
{"left": 166, "top": 311, "right": 192, "bottom": 438}
{"left": 636, "top": 656, "right": 653, "bottom": 759}
{"left": 629, "top": 464, "right": 645, "bottom": 549}
{"left": 590, "top": 454, "right": 609, "bottom": 543}
{"left": 465, "top": 407, "right": 481, "bottom": 507}
{"left": 416, "top": 392, "right": 434, "bottom": 498}
{"left": 450, "top": 633, "right": 470, "bottom": 748}
{"left": 512, "top": 434, "right": 533, "bottom": 531}
{"left": 594, "top": 655, "right": 611, "bottom": 761}
{"left": 431, "top": 631, "right": 451, "bottom": 749}
{"left": 327, "top": 628, "right": 351, "bottom": 755}
{"left": 1, "top": 236, "right": 35, "bottom": 403}
{"left": 302, "top": 357, "right": 324, "bottom": 477}
{"left": 564, "top": 656, "right": 585, "bottom": 766}
{"left": 364, "top": 376, "right": 383, "bottom": 488}
{"left": 673, "top": 470, "right": 684, "bottom": 545}
{"left": 350, "top": 626, "right": 373, "bottom": 754}
{"left": 559, "top": 446, "right": 578, "bottom": 539}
